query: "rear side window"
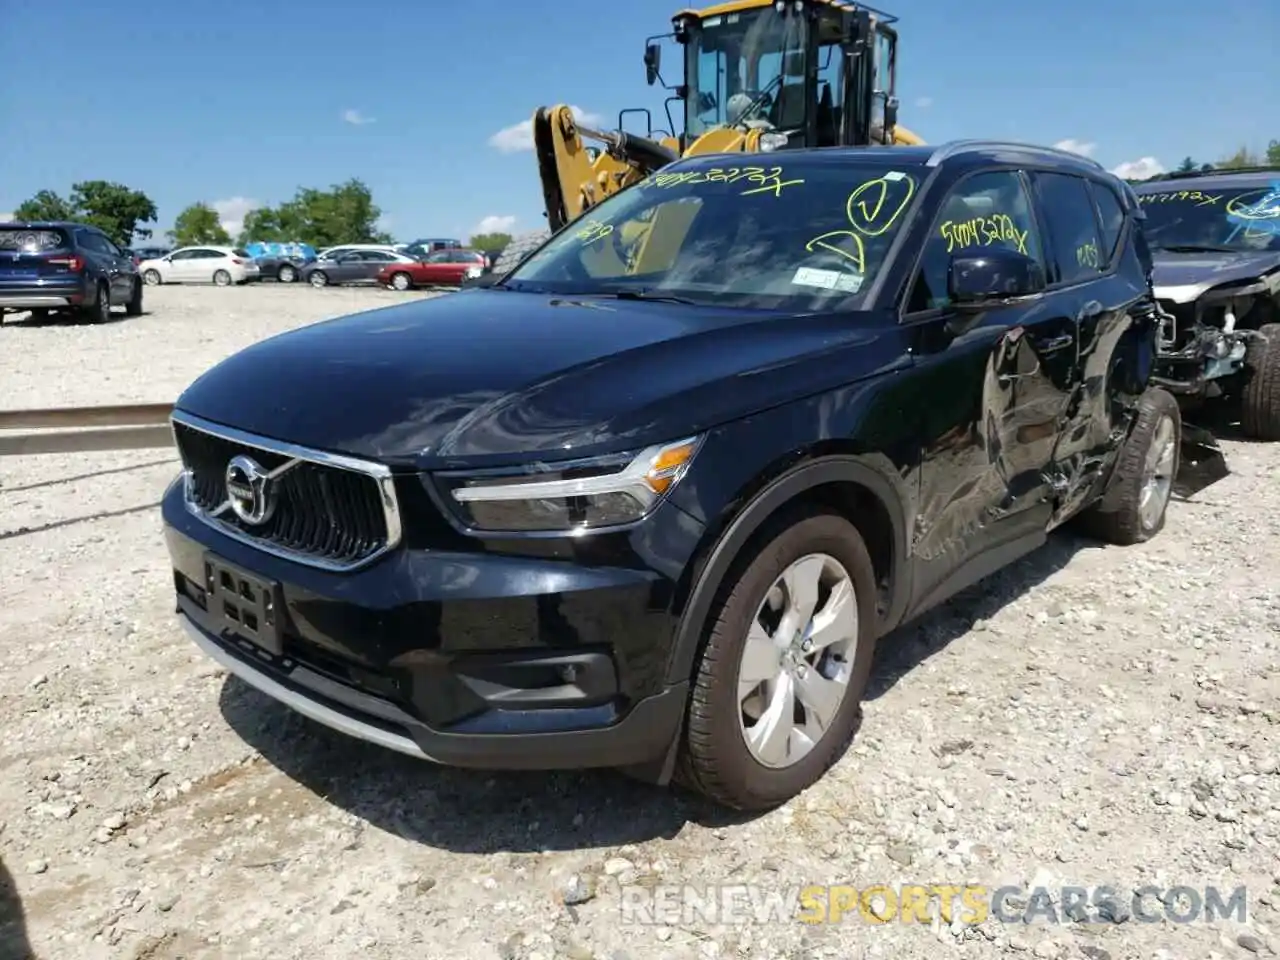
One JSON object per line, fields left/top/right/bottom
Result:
{"left": 233, "top": 248, "right": 250, "bottom": 258}
{"left": 1032, "top": 172, "right": 1104, "bottom": 284}
{"left": 1088, "top": 181, "right": 1126, "bottom": 263}
{"left": 0, "top": 228, "right": 71, "bottom": 252}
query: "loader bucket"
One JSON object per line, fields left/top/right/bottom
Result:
{"left": 1174, "top": 421, "right": 1229, "bottom": 499}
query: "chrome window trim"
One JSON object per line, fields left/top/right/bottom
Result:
{"left": 170, "top": 408, "right": 403, "bottom": 573}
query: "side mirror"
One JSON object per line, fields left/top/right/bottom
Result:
{"left": 947, "top": 248, "right": 1045, "bottom": 310}
{"left": 883, "top": 96, "right": 899, "bottom": 136}
{"left": 644, "top": 43, "right": 662, "bottom": 86}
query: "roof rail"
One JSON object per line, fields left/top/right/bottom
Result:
{"left": 925, "top": 140, "right": 1106, "bottom": 171}
{"left": 1147, "top": 164, "right": 1280, "bottom": 181}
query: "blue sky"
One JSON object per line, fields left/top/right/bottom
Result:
{"left": 1, "top": 0, "right": 1277, "bottom": 242}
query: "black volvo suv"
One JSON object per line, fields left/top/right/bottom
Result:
{"left": 163, "top": 141, "right": 1178, "bottom": 810}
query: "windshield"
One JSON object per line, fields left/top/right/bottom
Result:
{"left": 1137, "top": 181, "right": 1280, "bottom": 253}
{"left": 683, "top": 7, "right": 808, "bottom": 137}
{"left": 504, "top": 157, "right": 923, "bottom": 310}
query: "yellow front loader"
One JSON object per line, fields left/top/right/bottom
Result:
{"left": 492, "top": 0, "right": 924, "bottom": 273}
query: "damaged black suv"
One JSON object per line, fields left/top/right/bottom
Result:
{"left": 163, "top": 141, "right": 1177, "bottom": 810}
{"left": 1130, "top": 168, "right": 1280, "bottom": 438}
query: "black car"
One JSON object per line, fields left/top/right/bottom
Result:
{"left": 300, "top": 249, "right": 413, "bottom": 287}
{"left": 161, "top": 141, "right": 1177, "bottom": 810}
{"left": 0, "top": 221, "right": 143, "bottom": 323}
{"left": 1128, "top": 169, "right": 1280, "bottom": 439}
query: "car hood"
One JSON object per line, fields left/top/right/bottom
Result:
{"left": 1151, "top": 248, "right": 1280, "bottom": 303}
{"left": 174, "top": 289, "right": 894, "bottom": 468}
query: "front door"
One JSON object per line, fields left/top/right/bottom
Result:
{"left": 899, "top": 168, "right": 1079, "bottom": 610}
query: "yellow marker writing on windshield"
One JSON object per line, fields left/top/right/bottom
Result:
{"left": 1076, "top": 240, "right": 1100, "bottom": 269}
{"left": 847, "top": 174, "right": 916, "bottom": 236}
{"left": 1139, "top": 191, "right": 1222, "bottom": 206}
{"left": 643, "top": 165, "right": 804, "bottom": 197}
{"left": 575, "top": 219, "right": 614, "bottom": 244}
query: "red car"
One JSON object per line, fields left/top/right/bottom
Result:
{"left": 378, "top": 249, "right": 488, "bottom": 290}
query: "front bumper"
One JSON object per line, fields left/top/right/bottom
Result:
{"left": 162, "top": 481, "right": 696, "bottom": 772}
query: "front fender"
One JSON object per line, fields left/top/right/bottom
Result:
{"left": 664, "top": 452, "right": 913, "bottom": 687}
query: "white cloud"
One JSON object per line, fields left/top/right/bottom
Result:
{"left": 915, "top": 96, "right": 933, "bottom": 109}
{"left": 342, "top": 108, "right": 375, "bottom": 125}
{"left": 473, "top": 215, "right": 517, "bottom": 235}
{"left": 1054, "top": 138, "right": 1097, "bottom": 157}
{"left": 212, "top": 196, "right": 259, "bottom": 238}
{"left": 1111, "top": 156, "right": 1166, "bottom": 180}
{"left": 488, "top": 106, "right": 601, "bottom": 153}
{"left": 0, "top": 212, "right": 13, "bottom": 222}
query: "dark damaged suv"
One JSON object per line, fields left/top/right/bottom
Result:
{"left": 1130, "top": 168, "right": 1280, "bottom": 438}
{"left": 163, "top": 140, "right": 1178, "bottom": 810}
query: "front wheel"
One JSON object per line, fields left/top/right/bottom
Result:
{"left": 143, "top": 269, "right": 162, "bottom": 285}
{"left": 389, "top": 271, "right": 412, "bottom": 291}
{"left": 1240, "top": 323, "right": 1280, "bottom": 440}
{"left": 1075, "top": 387, "right": 1181, "bottom": 545}
{"left": 212, "top": 269, "right": 232, "bottom": 286}
{"left": 677, "top": 507, "right": 878, "bottom": 810}
{"left": 277, "top": 264, "right": 297, "bottom": 283}
{"left": 125, "top": 278, "right": 143, "bottom": 316}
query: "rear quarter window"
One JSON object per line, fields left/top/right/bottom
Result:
{"left": 1088, "top": 180, "right": 1126, "bottom": 264}
{"left": 0, "top": 228, "right": 71, "bottom": 252}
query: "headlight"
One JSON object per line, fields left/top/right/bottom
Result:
{"left": 465, "top": 266, "right": 483, "bottom": 278}
{"left": 438, "top": 435, "right": 702, "bottom": 533}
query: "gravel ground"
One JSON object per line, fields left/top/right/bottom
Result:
{"left": 1, "top": 284, "right": 1279, "bottom": 960}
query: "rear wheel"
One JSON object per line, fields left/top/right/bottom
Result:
{"left": 1240, "top": 323, "right": 1280, "bottom": 440}
{"left": 1075, "top": 387, "right": 1181, "bottom": 545}
{"left": 277, "top": 263, "right": 298, "bottom": 283}
{"left": 125, "top": 278, "right": 144, "bottom": 316}
{"left": 80, "top": 282, "right": 111, "bottom": 324}
{"left": 212, "top": 269, "right": 232, "bottom": 286}
{"left": 389, "top": 271, "right": 412, "bottom": 291}
{"left": 490, "top": 229, "right": 551, "bottom": 276}
{"left": 309, "top": 270, "right": 329, "bottom": 288}
{"left": 143, "top": 269, "right": 162, "bottom": 285}
{"left": 677, "top": 507, "right": 878, "bottom": 810}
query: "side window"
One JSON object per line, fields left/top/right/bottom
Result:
{"left": 1088, "top": 180, "right": 1126, "bottom": 265}
{"left": 906, "top": 170, "right": 1044, "bottom": 313}
{"left": 1033, "top": 172, "right": 1104, "bottom": 284}
{"left": 99, "top": 235, "right": 122, "bottom": 256}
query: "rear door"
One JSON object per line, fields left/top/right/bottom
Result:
{"left": 95, "top": 233, "right": 135, "bottom": 301}
{"left": 1029, "top": 170, "right": 1145, "bottom": 518}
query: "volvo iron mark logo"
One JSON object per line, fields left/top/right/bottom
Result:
{"left": 224, "top": 454, "right": 276, "bottom": 525}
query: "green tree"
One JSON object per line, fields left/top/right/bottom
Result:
{"left": 1267, "top": 139, "right": 1280, "bottom": 166}
{"left": 469, "top": 232, "right": 513, "bottom": 255}
{"left": 13, "top": 189, "right": 77, "bottom": 222}
{"left": 238, "top": 179, "right": 390, "bottom": 248}
{"left": 169, "top": 202, "right": 231, "bottom": 246}
{"left": 1218, "top": 145, "right": 1261, "bottom": 170}
{"left": 1176, "top": 156, "right": 1197, "bottom": 173}
{"left": 70, "top": 181, "right": 157, "bottom": 245}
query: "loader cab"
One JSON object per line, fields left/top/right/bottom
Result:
{"left": 670, "top": 0, "right": 900, "bottom": 150}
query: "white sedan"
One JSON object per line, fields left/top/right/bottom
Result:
{"left": 139, "top": 246, "right": 261, "bottom": 286}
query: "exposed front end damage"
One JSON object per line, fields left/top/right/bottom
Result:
{"left": 1150, "top": 269, "right": 1280, "bottom": 401}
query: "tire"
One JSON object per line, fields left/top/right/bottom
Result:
{"left": 490, "top": 229, "right": 551, "bottom": 276}
{"left": 80, "top": 282, "right": 111, "bottom": 324}
{"left": 676, "top": 506, "right": 879, "bottom": 810}
{"left": 125, "top": 278, "right": 143, "bottom": 316}
{"left": 389, "top": 271, "right": 412, "bottom": 291}
{"left": 277, "top": 264, "right": 298, "bottom": 283}
{"left": 1075, "top": 387, "right": 1181, "bottom": 545}
{"left": 212, "top": 270, "right": 232, "bottom": 286}
{"left": 309, "top": 270, "right": 328, "bottom": 288}
{"left": 1240, "top": 323, "right": 1280, "bottom": 440}
{"left": 143, "top": 269, "right": 162, "bottom": 285}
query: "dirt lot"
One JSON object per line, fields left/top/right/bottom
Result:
{"left": 2, "top": 284, "right": 1279, "bottom": 960}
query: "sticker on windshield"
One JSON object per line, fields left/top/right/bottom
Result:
{"left": 792, "top": 267, "right": 863, "bottom": 292}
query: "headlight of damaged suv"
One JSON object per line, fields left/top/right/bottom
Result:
{"left": 436, "top": 435, "right": 702, "bottom": 533}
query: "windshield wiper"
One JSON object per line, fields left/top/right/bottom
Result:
{"left": 595, "top": 289, "right": 701, "bottom": 305}
{"left": 1154, "top": 243, "right": 1241, "bottom": 253}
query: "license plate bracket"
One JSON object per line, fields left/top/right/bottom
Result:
{"left": 203, "top": 553, "right": 284, "bottom": 655}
